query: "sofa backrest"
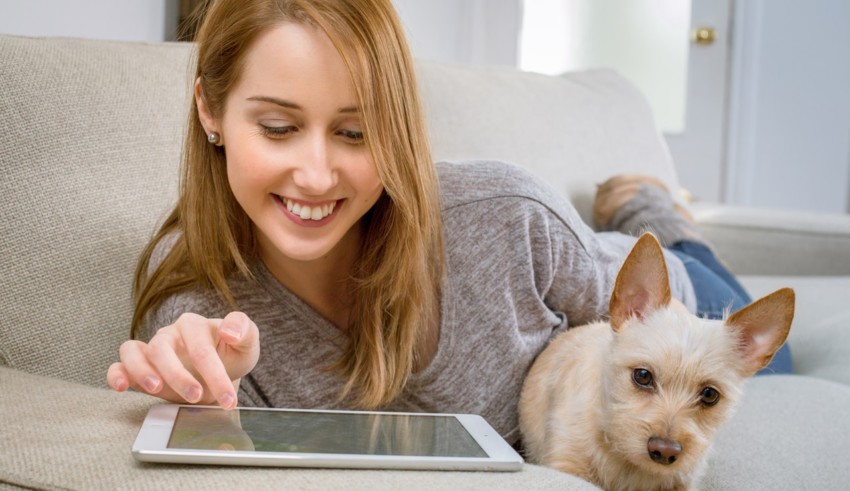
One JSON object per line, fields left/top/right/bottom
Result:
{"left": 417, "top": 60, "right": 680, "bottom": 221}
{"left": 0, "top": 34, "right": 678, "bottom": 387}
{"left": 0, "top": 36, "right": 192, "bottom": 386}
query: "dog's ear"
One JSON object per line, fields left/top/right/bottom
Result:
{"left": 725, "top": 288, "right": 795, "bottom": 376}
{"left": 609, "top": 233, "right": 672, "bottom": 332}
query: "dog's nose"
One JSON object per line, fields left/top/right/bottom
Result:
{"left": 647, "top": 437, "right": 682, "bottom": 465}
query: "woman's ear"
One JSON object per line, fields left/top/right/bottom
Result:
{"left": 195, "top": 77, "right": 220, "bottom": 140}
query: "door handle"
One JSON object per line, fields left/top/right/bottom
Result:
{"left": 692, "top": 26, "right": 716, "bottom": 45}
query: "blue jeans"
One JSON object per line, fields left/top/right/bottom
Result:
{"left": 667, "top": 241, "right": 792, "bottom": 375}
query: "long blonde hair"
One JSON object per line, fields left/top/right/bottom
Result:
{"left": 132, "top": 0, "right": 443, "bottom": 409}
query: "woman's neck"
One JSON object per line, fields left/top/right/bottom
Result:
{"left": 258, "top": 228, "right": 361, "bottom": 330}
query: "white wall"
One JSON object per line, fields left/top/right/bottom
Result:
{"left": 392, "top": 0, "right": 521, "bottom": 67}
{"left": 0, "top": 0, "right": 178, "bottom": 42}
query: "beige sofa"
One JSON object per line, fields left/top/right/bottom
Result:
{"left": 2, "top": 34, "right": 849, "bottom": 490}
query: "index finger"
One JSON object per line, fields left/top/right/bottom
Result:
{"left": 178, "top": 319, "right": 238, "bottom": 410}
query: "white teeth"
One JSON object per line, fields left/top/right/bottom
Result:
{"left": 283, "top": 197, "right": 336, "bottom": 221}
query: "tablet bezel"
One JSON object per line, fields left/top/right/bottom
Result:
{"left": 132, "top": 404, "right": 523, "bottom": 471}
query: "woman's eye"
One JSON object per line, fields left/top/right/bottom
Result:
{"left": 632, "top": 368, "right": 654, "bottom": 389}
{"left": 260, "top": 125, "right": 297, "bottom": 138}
{"left": 337, "top": 129, "right": 365, "bottom": 143}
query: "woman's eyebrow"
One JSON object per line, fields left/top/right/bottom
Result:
{"left": 246, "top": 95, "right": 301, "bottom": 109}
{"left": 246, "top": 95, "right": 359, "bottom": 114}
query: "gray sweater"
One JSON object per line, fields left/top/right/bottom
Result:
{"left": 145, "top": 160, "right": 695, "bottom": 443}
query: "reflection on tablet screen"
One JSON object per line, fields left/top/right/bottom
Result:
{"left": 168, "top": 407, "right": 488, "bottom": 458}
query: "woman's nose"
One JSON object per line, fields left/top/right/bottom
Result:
{"left": 291, "top": 135, "right": 337, "bottom": 194}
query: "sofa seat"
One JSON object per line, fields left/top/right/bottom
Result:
{"left": 0, "top": 368, "right": 595, "bottom": 491}
{"left": 3, "top": 367, "right": 849, "bottom": 490}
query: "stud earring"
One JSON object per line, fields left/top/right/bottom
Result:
{"left": 207, "top": 132, "right": 221, "bottom": 145}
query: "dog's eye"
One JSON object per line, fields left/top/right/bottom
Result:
{"left": 632, "top": 368, "right": 654, "bottom": 388}
{"left": 699, "top": 387, "right": 720, "bottom": 407}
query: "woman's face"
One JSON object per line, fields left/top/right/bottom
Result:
{"left": 199, "top": 22, "right": 382, "bottom": 271}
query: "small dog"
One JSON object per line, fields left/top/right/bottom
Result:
{"left": 518, "top": 233, "right": 794, "bottom": 491}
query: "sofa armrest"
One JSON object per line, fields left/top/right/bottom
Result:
{"left": 691, "top": 203, "right": 850, "bottom": 276}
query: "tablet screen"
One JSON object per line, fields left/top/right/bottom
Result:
{"left": 167, "top": 407, "right": 488, "bottom": 458}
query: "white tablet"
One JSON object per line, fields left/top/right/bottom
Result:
{"left": 132, "top": 404, "right": 523, "bottom": 471}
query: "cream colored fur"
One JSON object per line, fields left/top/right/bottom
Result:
{"left": 519, "top": 233, "right": 794, "bottom": 491}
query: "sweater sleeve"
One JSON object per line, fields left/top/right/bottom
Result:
{"left": 137, "top": 231, "right": 223, "bottom": 342}
{"left": 528, "top": 181, "right": 698, "bottom": 326}
{"left": 436, "top": 160, "right": 696, "bottom": 328}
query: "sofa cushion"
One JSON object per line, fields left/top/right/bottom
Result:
{"left": 740, "top": 275, "right": 850, "bottom": 386}
{"left": 0, "top": 35, "right": 191, "bottom": 386}
{"left": 704, "top": 375, "right": 850, "bottom": 490}
{"left": 0, "top": 367, "right": 596, "bottom": 490}
{"left": 417, "top": 60, "right": 682, "bottom": 222}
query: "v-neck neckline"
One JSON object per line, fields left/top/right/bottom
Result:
{"left": 252, "top": 258, "right": 454, "bottom": 384}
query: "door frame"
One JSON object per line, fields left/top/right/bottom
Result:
{"left": 664, "top": 0, "right": 733, "bottom": 204}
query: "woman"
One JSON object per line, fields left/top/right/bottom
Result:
{"left": 107, "top": 0, "right": 788, "bottom": 444}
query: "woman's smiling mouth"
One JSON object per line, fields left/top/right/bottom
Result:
{"left": 275, "top": 195, "right": 341, "bottom": 223}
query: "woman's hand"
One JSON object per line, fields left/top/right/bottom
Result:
{"left": 106, "top": 311, "right": 260, "bottom": 410}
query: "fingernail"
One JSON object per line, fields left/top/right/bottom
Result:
{"left": 184, "top": 385, "right": 202, "bottom": 403}
{"left": 219, "top": 392, "right": 236, "bottom": 410}
{"left": 221, "top": 324, "right": 242, "bottom": 340}
{"left": 143, "top": 375, "right": 160, "bottom": 393}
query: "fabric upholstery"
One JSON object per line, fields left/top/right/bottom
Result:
{"left": 695, "top": 203, "right": 850, "bottom": 275}
{"left": 417, "top": 61, "right": 683, "bottom": 223}
{"left": 0, "top": 368, "right": 595, "bottom": 490}
{"left": 0, "top": 36, "right": 190, "bottom": 386}
{"left": 704, "top": 375, "right": 850, "bottom": 490}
